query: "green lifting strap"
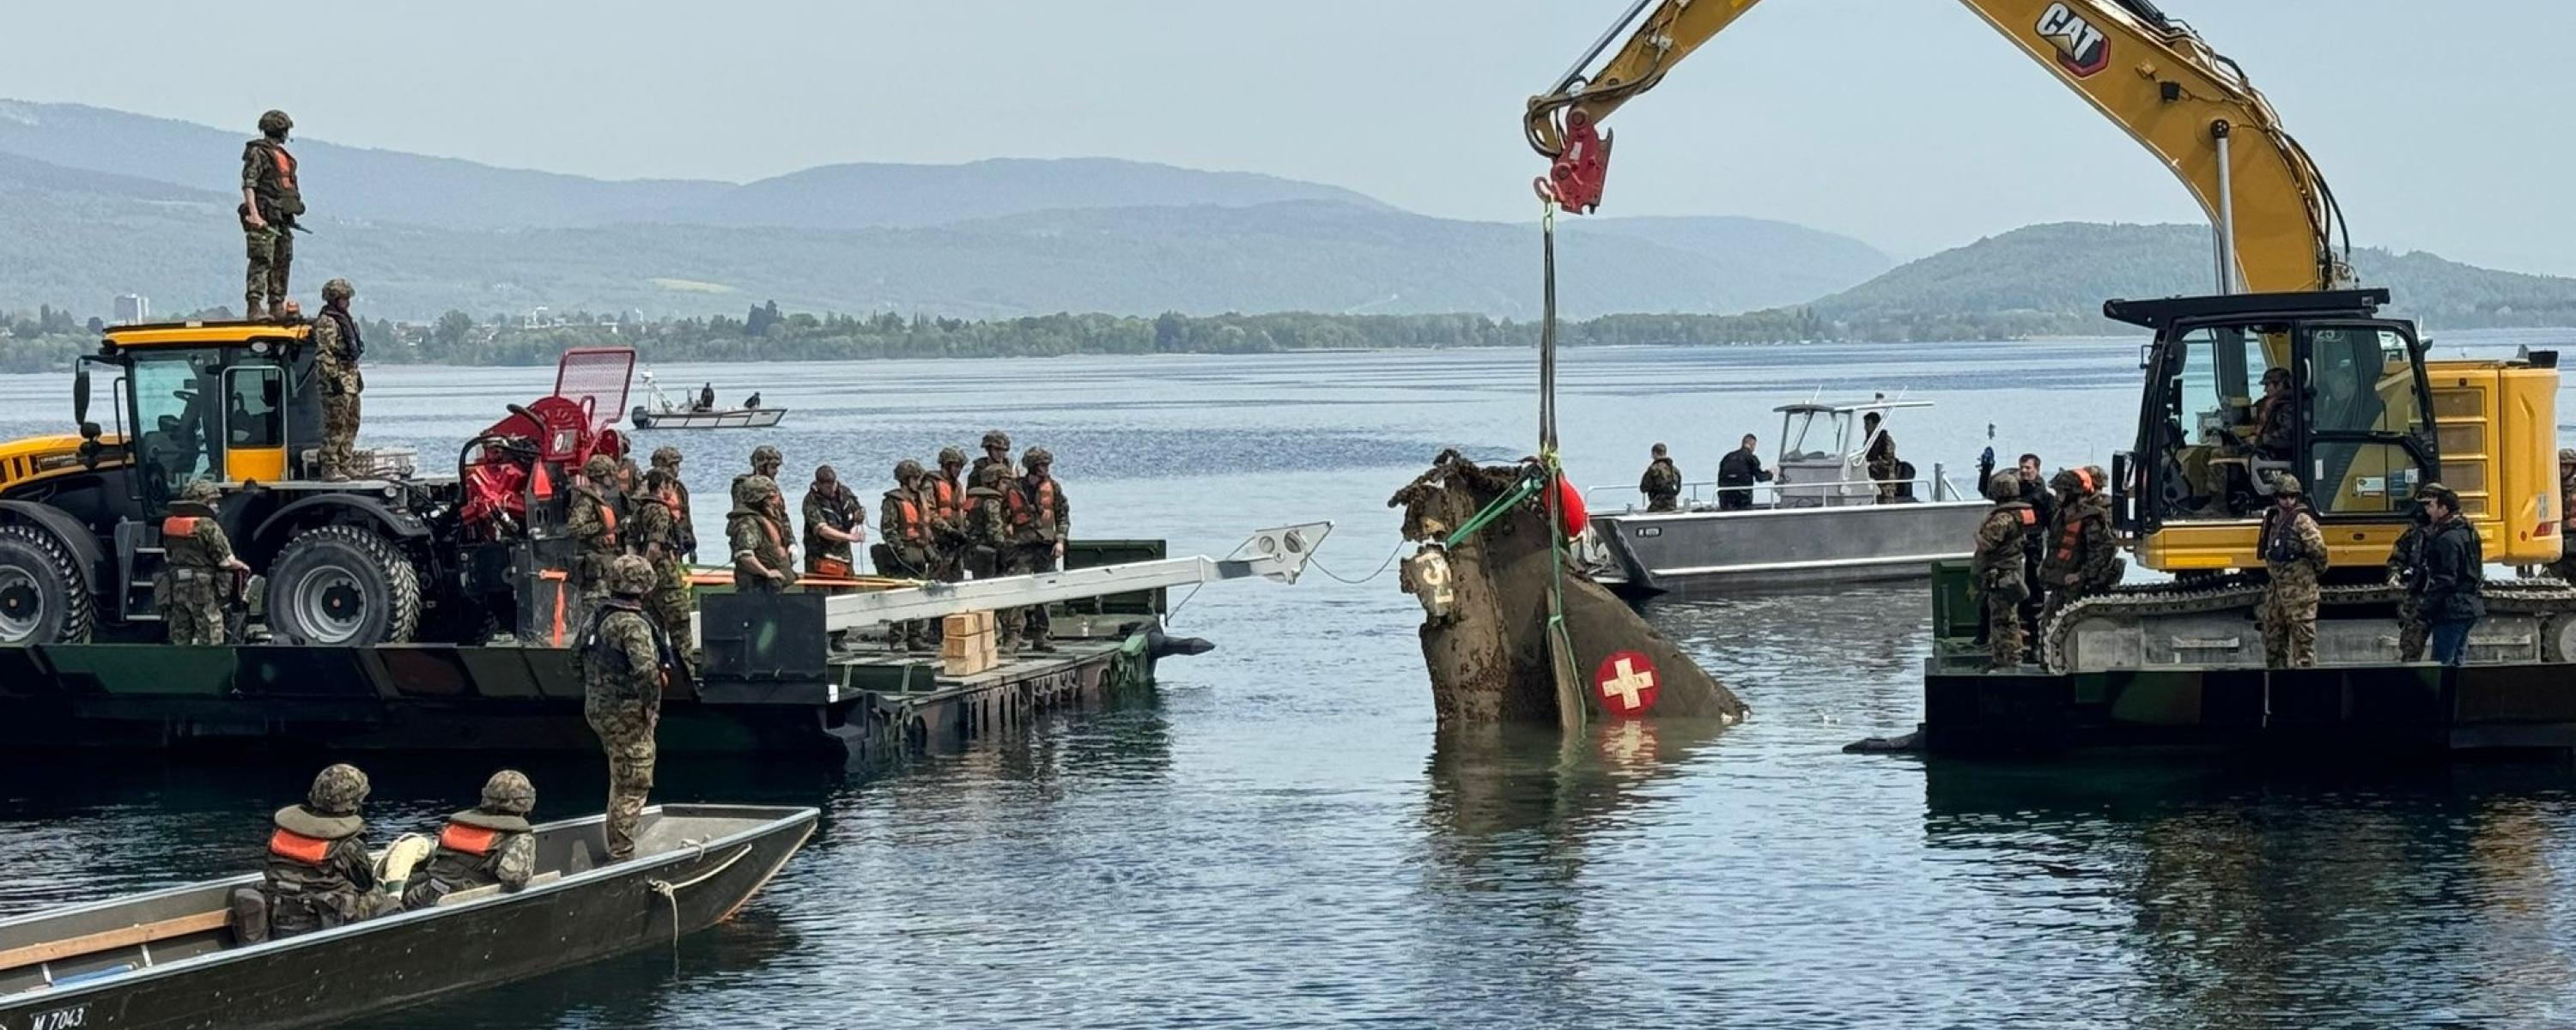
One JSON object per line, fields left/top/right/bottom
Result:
{"left": 1441, "top": 470, "right": 1545, "bottom": 550}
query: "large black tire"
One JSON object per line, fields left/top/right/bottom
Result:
{"left": 267, "top": 524, "right": 422, "bottom": 645}
{"left": 0, "top": 523, "right": 95, "bottom": 645}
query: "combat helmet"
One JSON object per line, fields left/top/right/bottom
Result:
{"left": 981, "top": 430, "right": 1011, "bottom": 451}
{"left": 750, "top": 445, "right": 782, "bottom": 469}
{"left": 1024, "top": 447, "right": 1053, "bottom": 469}
{"left": 609, "top": 554, "right": 656, "bottom": 596}
{"left": 320, "top": 278, "right": 355, "bottom": 304}
{"left": 894, "top": 459, "right": 925, "bottom": 484}
{"left": 258, "top": 109, "right": 293, "bottom": 136}
{"left": 2273, "top": 474, "right": 2305, "bottom": 496}
{"left": 307, "top": 763, "right": 370, "bottom": 816}
{"left": 177, "top": 478, "right": 223, "bottom": 508}
{"left": 938, "top": 446, "right": 966, "bottom": 467}
{"left": 583, "top": 454, "right": 617, "bottom": 482}
{"left": 736, "top": 475, "right": 780, "bottom": 506}
{"left": 651, "top": 445, "right": 683, "bottom": 469}
{"left": 1984, "top": 470, "right": 2021, "bottom": 502}
{"left": 2560, "top": 447, "right": 2576, "bottom": 468}
{"left": 479, "top": 770, "right": 535, "bottom": 816}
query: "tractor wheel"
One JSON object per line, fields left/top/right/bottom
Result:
{"left": 267, "top": 524, "right": 422, "bottom": 645}
{"left": 0, "top": 523, "right": 94, "bottom": 645}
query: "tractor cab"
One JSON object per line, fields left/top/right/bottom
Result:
{"left": 76, "top": 321, "right": 318, "bottom": 509}
{"left": 2111, "top": 288, "right": 2442, "bottom": 570}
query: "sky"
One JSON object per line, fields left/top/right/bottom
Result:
{"left": 3, "top": 0, "right": 2570, "bottom": 273}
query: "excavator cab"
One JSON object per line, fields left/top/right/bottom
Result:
{"left": 2111, "top": 288, "right": 2439, "bottom": 572}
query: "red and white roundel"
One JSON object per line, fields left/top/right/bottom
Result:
{"left": 1593, "top": 650, "right": 1660, "bottom": 718}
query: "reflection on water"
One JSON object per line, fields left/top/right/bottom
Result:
{"left": 4, "top": 336, "right": 2576, "bottom": 1027}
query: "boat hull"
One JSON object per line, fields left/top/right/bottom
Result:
{"left": 0, "top": 804, "right": 816, "bottom": 1030}
{"left": 1591, "top": 500, "right": 1989, "bottom": 594}
{"left": 631, "top": 408, "right": 786, "bottom": 430}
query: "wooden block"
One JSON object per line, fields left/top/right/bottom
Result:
{"left": 942, "top": 651, "right": 993, "bottom": 677}
{"left": 944, "top": 610, "right": 993, "bottom": 636}
{"left": 940, "top": 633, "right": 990, "bottom": 661}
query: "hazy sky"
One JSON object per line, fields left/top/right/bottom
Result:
{"left": 5, "top": 1, "right": 2569, "bottom": 272}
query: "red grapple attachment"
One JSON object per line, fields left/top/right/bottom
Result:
{"left": 1539, "top": 110, "right": 1613, "bottom": 213}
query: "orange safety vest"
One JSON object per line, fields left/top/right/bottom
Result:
{"left": 270, "top": 146, "right": 298, "bottom": 191}
{"left": 929, "top": 477, "right": 960, "bottom": 522}
{"left": 268, "top": 827, "right": 331, "bottom": 866}
{"left": 583, "top": 488, "right": 620, "bottom": 543}
{"left": 1006, "top": 478, "right": 1058, "bottom": 530}
{"left": 438, "top": 821, "right": 499, "bottom": 857}
{"left": 890, "top": 496, "right": 928, "bottom": 546}
{"left": 161, "top": 515, "right": 200, "bottom": 536}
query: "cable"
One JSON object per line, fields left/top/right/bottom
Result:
{"left": 1308, "top": 541, "right": 1407, "bottom": 585}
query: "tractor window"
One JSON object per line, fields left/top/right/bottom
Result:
{"left": 224, "top": 367, "right": 283, "bottom": 448}
{"left": 2305, "top": 324, "right": 2431, "bottom": 516}
{"left": 131, "top": 354, "right": 219, "bottom": 488}
{"left": 2157, "top": 325, "right": 2283, "bottom": 519}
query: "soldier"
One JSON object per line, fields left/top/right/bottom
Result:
{"left": 255, "top": 763, "right": 391, "bottom": 939}
{"left": 927, "top": 446, "right": 968, "bottom": 570}
{"left": 732, "top": 445, "right": 784, "bottom": 509}
{"left": 728, "top": 476, "right": 793, "bottom": 591}
{"left": 2014, "top": 457, "right": 2056, "bottom": 643}
{"left": 1864, "top": 412, "right": 1901, "bottom": 501}
{"left": 1008, "top": 448, "right": 1071, "bottom": 652}
{"left": 1715, "top": 434, "right": 1771, "bottom": 512}
{"left": 240, "top": 109, "right": 302, "bottom": 321}
{"left": 878, "top": 460, "right": 937, "bottom": 650}
{"left": 1969, "top": 470, "right": 2037, "bottom": 670}
{"left": 568, "top": 453, "right": 623, "bottom": 601}
{"left": 802, "top": 464, "right": 866, "bottom": 577}
{"left": 155, "top": 479, "right": 249, "bottom": 645}
{"left": 630, "top": 469, "right": 694, "bottom": 663}
{"left": 966, "top": 462, "right": 1018, "bottom": 649}
{"left": 2257, "top": 475, "right": 2329, "bottom": 668}
{"left": 2388, "top": 492, "right": 2433, "bottom": 662}
{"left": 650, "top": 445, "right": 696, "bottom": 560}
{"left": 2036, "top": 466, "right": 2121, "bottom": 639}
{"left": 2251, "top": 367, "right": 2298, "bottom": 458}
{"left": 580, "top": 555, "right": 674, "bottom": 862}
{"left": 309, "top": 278, "right": 366, "bottom": 481}
{"left": 1638, "top": 443, "right": 1681, "bottom": 512}
{"left": 2415, "top": 483, "right": 2486, "bottom": 666}
{"left": 973, "top": 429, "right": 1014, "bottom": 481}
{"left": 401, "top": 770, "right": 539, "bottom": 910}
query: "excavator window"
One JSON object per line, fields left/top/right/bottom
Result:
{"left": 2302, "top": 324, "right": 2432, "bottom": 517}
{"left": 2155, "top": 324, "right": 2285, "bottom": 520}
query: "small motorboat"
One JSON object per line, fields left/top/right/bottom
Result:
{"left": 629, "top": 369, "right": 787, "bottom": 430}
{"left": 1579, "top": 397, "right": 1990, "bottom": 595}
{"left": 0, "top": 804, "right": 815, "bottom": 1030}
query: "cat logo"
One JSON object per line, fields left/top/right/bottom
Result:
{"left": 2035, "top": 2, "right": 2110, "bottom": 77}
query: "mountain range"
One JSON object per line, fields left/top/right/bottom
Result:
{"left": 0, "top": 99, "right": 2571, "bottom": 330}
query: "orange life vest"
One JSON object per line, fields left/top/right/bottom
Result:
{"left": 583, "top": 488, "right": 619, "bottom": 543}
{"left": 268, "top": 827, "right": 331, "bottom": 866}
{"left": 2055, "top": 517, "right": 2084, "bottom": 563}
{"left": 438, "top": 821, "right": 499, "bottom": 857}
{"left": 1007, "top": 477, "right": 1058, "bottom": 530}
{"left": 161, "top": 515, "right": 200, "bottom": 536}
{"left": 929, "top": 477, "right": 960, "bottom": 521}
{"left": 890, "top": 496, "right": 928, "bottom": 546}
{"left": 270, "top": 146, "right": 298, "bottom": 191}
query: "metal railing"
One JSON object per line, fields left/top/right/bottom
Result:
{"left": 1584, "top": 462, "right": 1969, "bottom": 514}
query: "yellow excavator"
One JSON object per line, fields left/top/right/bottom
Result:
{"left": 1528, "top": 0, "right": 2570, "bottom": 669}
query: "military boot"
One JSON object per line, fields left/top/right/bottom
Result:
{"left": 244, "top": 297, "right": 268, "bottom": 322}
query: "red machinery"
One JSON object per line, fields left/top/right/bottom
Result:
{"left": 459, "top": 348, "right": 635, "bottom": 539}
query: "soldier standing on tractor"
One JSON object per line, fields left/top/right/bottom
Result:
{"left": 310, "top": 278, "right": 366, "bottom": 481}
{"left": 240, "top": 110, "right": 301, "bottom": 322}
{"left": 155, "top": 479, "right": 250, "bottom": 645}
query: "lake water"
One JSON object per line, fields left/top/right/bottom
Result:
{"left": 6, "top": 331, "right": 2576, "bottom": 1027}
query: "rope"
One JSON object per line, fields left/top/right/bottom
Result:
{"left": 1443, "top": 472, "right": 1545, "bottom": 549}
{"left": 647, "top": 842, "right": 751, "bottom": 970}
{"left": 1536, "top": 199, "right": 1585, "bottom": 731}
{"left": 1308, "top": 540, "right": 1408, "bottom": 585}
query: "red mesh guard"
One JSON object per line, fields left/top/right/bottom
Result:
{"left": 554, "top": 348, "right": 635, "bottom": 433}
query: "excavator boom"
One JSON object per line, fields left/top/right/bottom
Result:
{"left": 1528, "top": 0, "right": 2348, "bottom": 293}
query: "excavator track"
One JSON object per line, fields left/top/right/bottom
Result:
{"left": 2042, "top": 576, "right": 2576, "bottom": 674}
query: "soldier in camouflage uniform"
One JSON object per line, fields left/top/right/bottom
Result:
{"left": 2036, "top": 465, "right": 2123, "bottom": 641}
{"left": 966, "top": 462, "right": 1018, "bottom": 649}
{"left": 876, "top": 460, "right": 937, "bottom": 650}
{"left": 650, "top": 445, "right": 697, "bottom": 560}
{"left": 928, "top": 446, "right": 969, "bottom": 582}
{"left": 568, "top": 453, "right": 623, "bottom": 601}
{"left": 1969, "top": 470, "right": 2037, "bottom": 670}
{"left": 310, "top": 278, "right": 367, "bottom": 481}
{"left": 1008, "top": 448, "right": 1070, "bottom": 652}
{"left": 801, "top": 464, "right": 866, "bottom": 576}
{"left": 2387, "top": 492, "right": 2433, "bottom": 662}
{"left": 402, "top": 770, "right": 539, "bottom": 910}
{"left": 580, "top": 555, "right": 673, "bottom": 862}
{"left": 1638, "top": 443, "right": 1682, "bottom": 512}
{"left": 732, "top": 444, "right": 784, "bottom": 509}
{"left": 155, "top": 479, "right": 249, "bottom": 645}
{"left": 2257, "top": 475, "right": 2330, "bottom": 668}
{"left": 972, "top": 430, "right": 1015, "bottom": 482}
{"left": 631, "top": 470, "right": 695, "bottom": 670}
{"left": 252, "top": 763, "right": 392, "bottom": 939}
{"left": 728, "top": 475, "right": 793, "bottom": 592}
{"left": 240, "top": 110, "right": 302, "bottom": 321}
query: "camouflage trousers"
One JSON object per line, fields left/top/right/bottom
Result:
{"left": 2396, "top": 594, "right": 2428, "bottom": 663}
{"left": 1980, "top": 591, "right": 2025, "bottom": 670}
{"left": 265, "top": 885, "right": 393, "bottom": 938}
{"left": 576, "top": 550, "right": 617, "bottom": 602}
{"left": 584, "top": 696, "right": 659, "bottom": 861}
{"left": 1007, "top": 544, "right": 1057, "bottom": 645}
{"left": 2259, "top": 576, "right": 2320, "bottom": 668}
{"left": 316, "top": 379, "right": 361, "bottom": 478}
{"left": 154, "top": 572, "right": 227, "bottom": 645}
{"left": 648, "top": 564, "right": 693, "bottom": 673}
{"left": 242, "top": 215, "right": 291, "bottom": 311}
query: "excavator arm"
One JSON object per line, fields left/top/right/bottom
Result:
{"left": 1528, "top": 0, "right": 2349, "bottom": 293}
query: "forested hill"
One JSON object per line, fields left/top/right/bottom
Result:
{"left": 1814, "top": 222, "right": 2576, "bottom": 339}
